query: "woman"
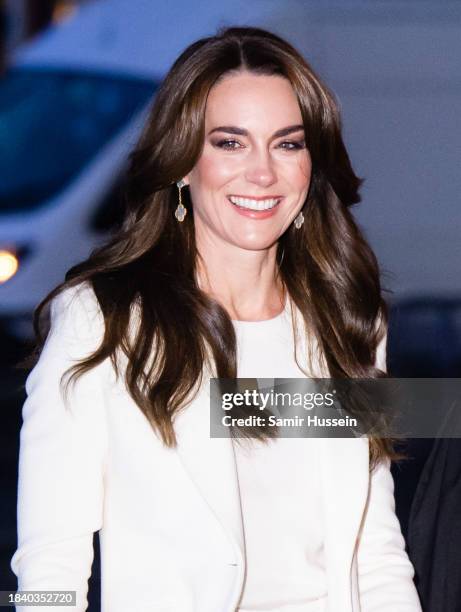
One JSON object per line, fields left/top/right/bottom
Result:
{"left": 11, "top": 26, "right": 422, "bottom": 612}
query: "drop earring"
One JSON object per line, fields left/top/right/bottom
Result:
{"left": 175, "top": 179, "right": 187, "bottom": 222}
{"left": 294, "top": 211, "right": 304, "bottom": 229}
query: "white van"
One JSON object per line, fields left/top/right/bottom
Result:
{"left": 0, "top": 3, "right": 163, "bottom": 338}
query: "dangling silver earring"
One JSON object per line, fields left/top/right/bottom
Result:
{"left": 175, "top": 179, "right": 187, "bottom": 222}
{"left": 294, "top": 211, "right": 304, "bottom": 229}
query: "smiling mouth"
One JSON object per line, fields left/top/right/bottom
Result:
{"left": 227, "top": 195, "right": 282, "bottom": 211}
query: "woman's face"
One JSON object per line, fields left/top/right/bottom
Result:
{"left": 185, "top": 71, "right": 312, "bottom": 255}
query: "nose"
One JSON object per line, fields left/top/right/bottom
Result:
{"left": 244, "top": 147, "right": 277, "bottom": 188}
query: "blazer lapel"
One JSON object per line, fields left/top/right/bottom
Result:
{"left": 320, "top": 436, "right": 370, "bottom": 611}
{"left": 173, "top": 376, "right": 245, "bottom": 564}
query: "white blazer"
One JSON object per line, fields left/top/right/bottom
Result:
{"left": 11, "top": 283, "right": 422, "bottom": 612}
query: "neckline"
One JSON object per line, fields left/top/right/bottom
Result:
{"left": 231, "top": 294, "right": 290, "bottom": 325}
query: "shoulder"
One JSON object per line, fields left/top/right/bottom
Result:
{"left": 26, "top": 282, "right": 107, "bottom": 400}
{"left": 51, "top": 281, "right": 100, "bottom": 320}
{"left": 43, "top": 282, "right": 106, "bottom": 363}
{"left": 49, "top": 281, "right": 104, "bottom": 338}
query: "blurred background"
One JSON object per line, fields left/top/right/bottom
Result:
{"left": 1, "top": 1, "right": 460, "bottom": 609}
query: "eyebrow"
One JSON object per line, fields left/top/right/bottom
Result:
{"left": 208, "top": 124, "right": 305, "bottom": 138}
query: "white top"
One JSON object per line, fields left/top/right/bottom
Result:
{"left": 232, "top": 299, "right": 328, "bottom": 612}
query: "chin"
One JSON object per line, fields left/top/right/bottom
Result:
{"left": 231, "top": 238, "right": 279, "bottom": 252}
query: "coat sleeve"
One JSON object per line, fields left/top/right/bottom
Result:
{"left": 357, "top": 329, "right": 422, "bottom": 611}
{"left": 10, "top": 283, "right": 108, "bottom": 612}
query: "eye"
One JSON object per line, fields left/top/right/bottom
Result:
{"left": 278, "top": 140, "right": 306, "bottom": 151}
{"left": 214, "top": 139, "right": 244, "bottom": 150}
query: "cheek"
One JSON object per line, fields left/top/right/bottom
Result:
{"left": 298, "top": 155, "right": 312, "bottom": 181}
{"left": 193, "top": 150, "right": 237, "bottom": 190}
{"left": 290, "top": 155, "right": 312, "bottom": 190}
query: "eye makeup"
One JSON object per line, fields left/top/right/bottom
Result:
{"left": 211, "top": 138, "right": 306, "bottom": 151}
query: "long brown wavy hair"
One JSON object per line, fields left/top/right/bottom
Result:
{"left": 32, "top": 26, "right": 395, "bottom": 468}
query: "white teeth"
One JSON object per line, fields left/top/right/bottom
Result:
{"left": 228, "top": 196, "right": 280, "bottom": 211}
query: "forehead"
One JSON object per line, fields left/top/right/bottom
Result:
{"left": 205, "top": 72, "right": 302, "bottom": 128}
